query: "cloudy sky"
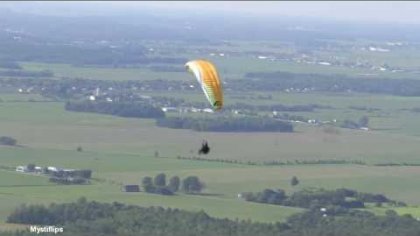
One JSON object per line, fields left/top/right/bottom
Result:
{"left": 3, "top": 1, "right": 420, "bottom": 24}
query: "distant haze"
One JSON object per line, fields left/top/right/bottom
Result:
{"left": 2, "top": 1, "right": 420, "bottom": 24}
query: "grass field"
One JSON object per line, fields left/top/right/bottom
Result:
{"left": 1, "top": 96, "right": 420, "bottom": 163}
{"left": 0, "top": 159, "right": 302, "bottom": 223}
{"left": 3, "top": 45, "right": 420, "bottom": 227}
{"left": 21, "top": 63, "right": 188, "bottom": 81}
{"left": 1, "top": 95, "right": 420, "bottom": 225}
{"left": 19, "top": 60, "right": 396, "bottom": 82}
{"left": 2, "top": 147, "right": 420, "bottom": 224}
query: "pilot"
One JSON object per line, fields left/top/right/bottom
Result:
{"left": 198, "top": 140, "right": 210, "bottom": 155}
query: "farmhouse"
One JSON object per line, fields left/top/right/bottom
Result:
{"left": 122, "top": 185, "right": 140, "bottom": 192}
{"left": 202, "top": 108, "right": 214, "bottom": 113}
{"left": 34, "top": 166, "right": 42, "bottom": 173}
{"left": 47, "top": 166, "right": 59, "bottom": 172}
{"left": 15, "top": 166, "right": 27, "bottom": 172}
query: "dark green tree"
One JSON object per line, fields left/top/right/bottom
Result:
{"left": 168, "top": 176, "right": 180, "bottom": 192}
{"left": 26, "top": 164, "right": 36, "bottom": 172}
{"left": 291, "top": 176, "right": 299, "bottom": 187}
{"left": 141, "top": 176, "right": 154, "bottom": 193}
{"left": 182, "top": 176, "right": 204, "bottom": 194}
{"left": 154, "top": 173, "right": 166, "bottom": 187}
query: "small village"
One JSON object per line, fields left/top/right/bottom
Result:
{"left": 15, "top": 164, "right": 92, "bottom": 184}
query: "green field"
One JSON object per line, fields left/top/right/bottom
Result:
{"left": 1, "top": 94, "right": 420, "bottom": 163}
{"left": 3, "top": 41, "right": 420, "bottom": 227}
{"left": 21, "top": 63, "right": 188, "bottom": 81}
{"left": 2, "top": 145, "right": 420, "bottom": 224}
{"left": 1, "top": 95, "right": 420, "bottom": 224}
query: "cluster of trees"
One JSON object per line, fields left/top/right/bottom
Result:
{"left": 242, "top": 188, "right": 403, "bottom": 209}
{"left": 340, "top": 116, "right": 369, "bottom": 129}
{"left": 349, "top": 106, "right": 381, "bottom": 112}
{"left": 48, "top": 169, "right": 92, "bottom": 185}
{"left": 65, "top": 101, "right": 165, "bottom": 119}
{"left": 23, "top": 164, "right": 37, "bottom": 172}
{"left": 156, "top": 116, "right": 293, "bottom": 132}
{"left": 49, "top": 169, "right": 92, "bottom": 179}
{"left": 273, "top": 113, "right": 308, "bottom": 122}
{"left": 141, "top": 173, "right": 204, "bottom": 195}
{"left": 49, "top": 177, "right": 88, "bottom": 185}
{"left": 284, "top": 208, "right": 420, "bottom": 236}
{"left": 225, "top": 102, "right": 332, "bottom": 113}
{"left": 242, "top": 71, "right": 420, "bottom": 96}
{"left": 0, "top": 136, "right": 17, "bottom": 146}
{"left": 5, "top": 198, "right": 420, "bottom": 236}
{"left": 242, "top": 189, "right": 288, "bottom": 205}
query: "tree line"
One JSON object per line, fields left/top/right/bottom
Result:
{"left": 65, "top": 101, "right": 165, "bottom": 119}
{"left": 224, "top": 102, "right": 332, "bottom": 113}
{"left": 242, "top": 71, "right": 420, "bottom": 96}
{"left": 156, "top": 116, "right": 294, "bottom": 132}
{"left": 241, "top": 187, "right": 406, "bottom": 209}
{"left": 340, "top": 116, "right": 369, "bottom": 129}
{"left": 141, "top": 173, "right": 204, "bottom": 195}
{"left": 48, "top": 169, "right": 92, "bottom": 185}
{"left": 66, "top": 99, "right": 295, "bottom": 133}
{"left": 4, "top": 198, "right": 420, "bottom": 236}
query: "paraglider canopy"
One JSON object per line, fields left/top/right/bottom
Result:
{"left": 185, "top": 59, "right": 223, "bottom": 111}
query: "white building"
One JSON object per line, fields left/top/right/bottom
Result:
{"left": 318, "top": 62, "right": 331, "bottom": 66}
{"left": 16, "top": 166, "right": 27, "bottom": 172}
{"left": 161, "top": 107, "right": 178, "bottom": 113}
{"left": 47, "top": 166, "right": 58, "bottom": 172}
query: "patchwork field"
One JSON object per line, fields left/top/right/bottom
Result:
{"left": 3, "top": 44, "right": 420, "bottom": 226}
{"left": 1, "top": 92, "right": 420, "bottom": 224}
